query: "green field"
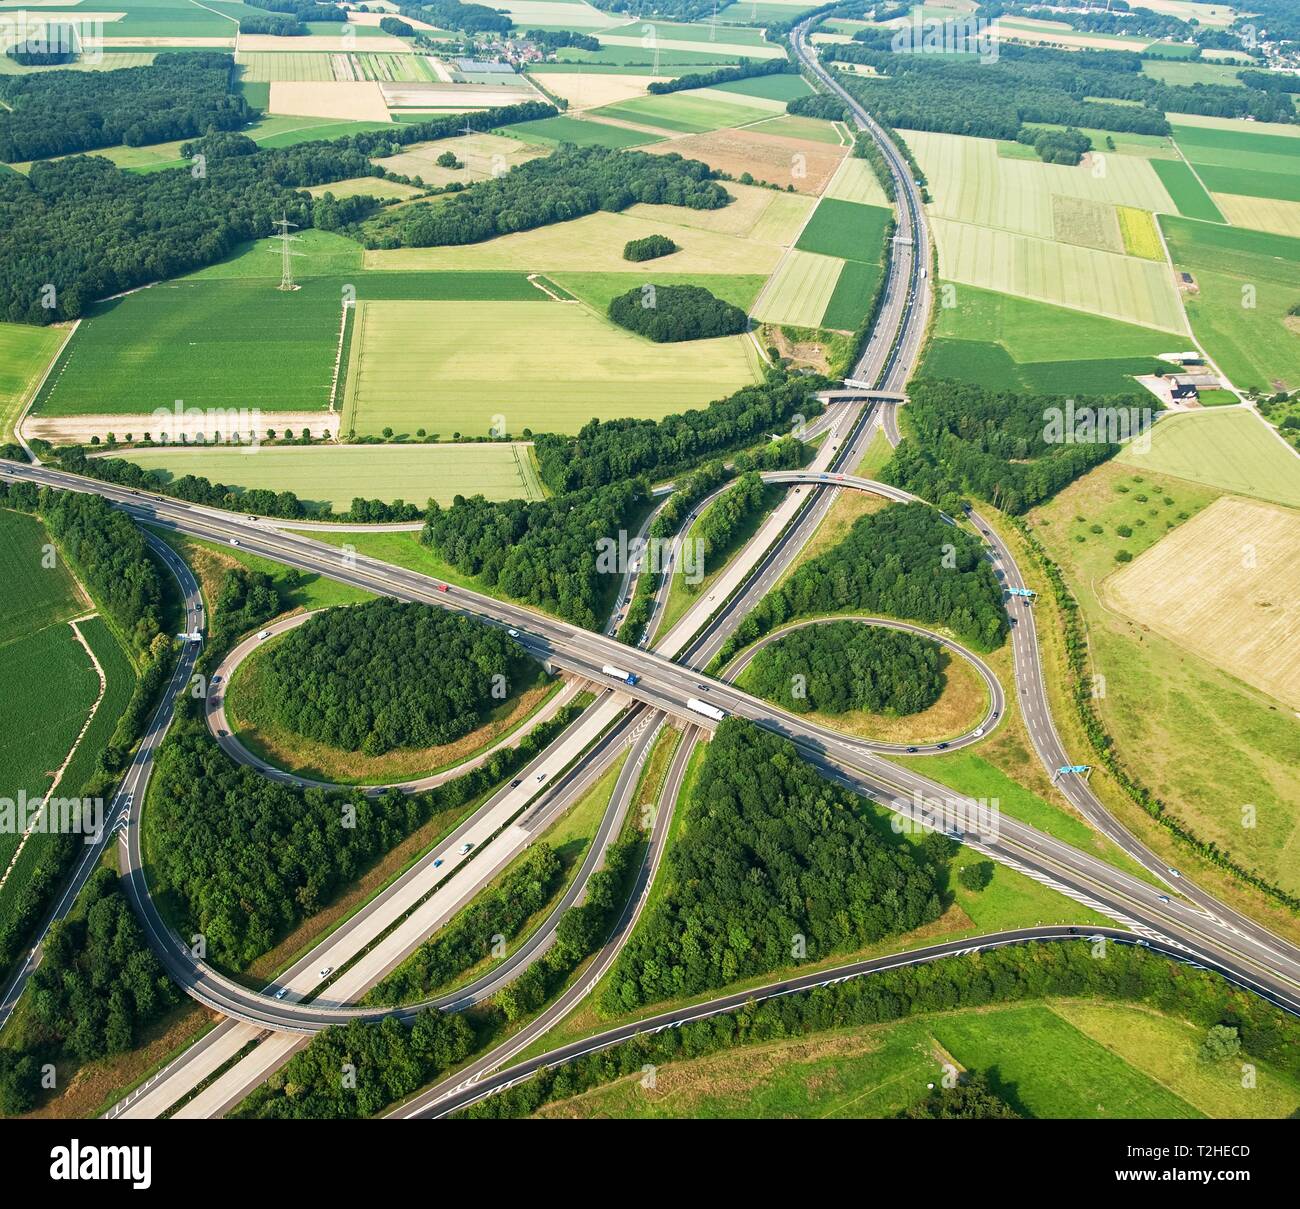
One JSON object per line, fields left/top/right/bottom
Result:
{"left": 922, "top": 283, "right": 1175, "bottom": 394}
{"left": 1173, "top": 122, "right": 1300, "bottom": 204}
{"left": 593, "top": 91, "right": 774, "bottom": 134}
{"left": 0, "top": 508, "right": 84, "bottom": 645}
{"left": 341, "top": 299, "right": 764, "bottom": 438}
{"left": 503, "top": 115, "right": 664, "bottom": 148}
{"left": 1117, "top": 409, "right": 1300, "bottom": 509}
{"left": 1160, "top": 216, "right": 1300, "bottom": 392}
{"left": 820, "top": 258, "right": 881, "bottom": 332}
{"left": 708, "top": 73, "right": 813, "bottom": 102}
{"left": 0, "top": 322, "right": 66, "bottom": 444}
{"left": 1150, "top": 158, "right": 1226, "bottom": 222}
{"left": 32, "top": 272, "right": 551, "bottom": 418}
{"left": 113, "top": 443, "right": 546, "bottom": 510}
{"left": 537, "top": 998, "right": 1300, "bottom": 1118}
{"left": 794, "top": 198, "right": 892, "bottom": 262}
{"left": 751, "top": 250, "right": 844, "bottom": 328}
{"left": 553, "top": 272, "right": 768, "bottom": 313}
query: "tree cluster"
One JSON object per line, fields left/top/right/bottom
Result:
{"left": 380, "top": 16, "right": 415, "bottom": 36}
{"left": 602, "top": 719, "right": 942, "bottom": 1010}
{"left": 1020, "top": 125, "right": 1091, "bottom": 165}
{"left": 696, "top": 470, "right": 764, "bottom": 572}
{"left": 903, "top": 1071, "right": 1020, "bottom": 1118}
{"left": 744, "top": 621, "right": 945, "bottom": 716}
{"left": 526, "top": 28, "right": 599, "bottom": 52}
{"left": 260, "top": 599, "right": 535, "bottom": 755}
{"left": 608, "top": 282, "right": 748, "bottom": 343}
{"left": 422, "top": 479, "right": 646, "bottom": 628}
{"left": 363, "top": 145, "right": 728, "bottom": 249}
{"left": 787, "top": 93, "right": 850, "bottom": 121}
{"left": 716, "top": 502, "right": 1009, "bottom": 664}
{"left": 622, "top": 233, "right": 677, "bottom": 261}
{"left": 0, "top": 52, "right": 249, "bottom": 164}
{"left": 533, "top": 375, "right": 818, "bottom": 493}
{"left": 212, "top": 566, "right": 280, "bottom": 646}
{"left": 879, "top": 378, "right": 1152, "bottom": 515}
{"left": 0, "top": 869, "right": 179, "bottom": 1112}
{"left": 149, "top": 696, "right": 585, "bottom": 967}
{"left": 409, "top": 0, "right": 511, "bottom": 34}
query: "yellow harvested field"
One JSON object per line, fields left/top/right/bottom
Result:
{"left": 750, "top": 249, "right": 842, "bottom": 327}
{"left": 345, "top": 9, "right": 440, "bottom": 28}
{"left": 824, "top": 155, "right": 892, "bottom": 208}
{"left": 375, "top": 132, "right": 547, "bottom": 183}
{"left": 1134, "top": 0, "right": 1235, "bottom": 26}
{"left": 993, "top": 16, "right": 1152, "bottom": 51}
{"left": 904, "top": 129, "right": 1176, "bottom": 238}
{"left": 100, "top": 36, "right": 232, "bottom": 46}
{"left": 645, "top": 127, "right": 846, "bottom": 195}
{"left": 380, "top": 81, "right": 539, "bottom": 108}
{"left": 341, "top": 299, "right": 764, "bottom": 437}
{"left": 533, "top": 73, "right": 667, "bottom": 109}
{"left": 306, "top": 176, "right": 423, "bottom": 200}
{"left": 363, "top": 208, "right": 786, "bottom": 274}
{"left": 1117, "top": 205, "right": 1165, "bottom": 260}
{"left": 269, "top": 80, "right": 390, "bottom": 122}
{"left": 1211, "top": 193, "right": 1300, "bottom": 239}
{"left": 931, "top": 216, "right": 1188, "bottom": 332}
{"left": 239, "top": 33, "right": 409, "bottom": 51}
{"left": 628, "top": 181, "right": 812, "bottom": 241}
{"left": 1167, "top": 113, "right": 1300, "bottom": 137}
{"left": 1106, "top": 497, "right": 1300, "bottom": 709}
{"left": 490, "top": 0, "right": 619, "bottom": 27}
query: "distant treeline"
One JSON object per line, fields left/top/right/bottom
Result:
{"left": 744, "top": 621, "right": 945, "bottom": 716}
{"left": 608, "top": 283, "right": 749, "bottom": 342}
{"left": 715, "top": 502, "right": 1009, "bottom": 663}
{"left": 879, "top": 378, "right": 1152, "bottom": 515}
{"left": 406, "top": 0, "right": 511, "bottom": 34}
{"left": 0, "top": 53, "right": 249, "bottom": 163}
{"left": 526, "top": 28, "right": 599, "bottom": 52}
{"left": 0, "top": 100, "right": 554, "bottom": 323}
{"left": 647, "top": 58, "right": 794, "bottom": 96}
{"left": 787, "top": 93, "right": 849, "bottom": 121}
{"left": 602, "top": 720, "right": 942, "bottom": 1010}
{"left": 362, "top": 145, "right": 729, "bottom": 249}
{"left": 826, "top": 40, "right": 1297, "bottom": 135}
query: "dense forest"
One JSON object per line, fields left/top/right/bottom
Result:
{"left": 827, "top": 40, "right": 1297, "bottom": 135}
{"left": 602, "top": 720, "right": 942, "bottom": 1010}
{"left": 787, "top": 93, "right": 850, "bottom": 122}
{"left": 743, "top": 621, "right": 945, "bottom": 716}
{"left": 465, "top": 937, "right": 1300, "bottom": 1119}
{"left": 149, "top": 698, "right": 584, "bottom": 967}
{"left": 422, "top": 479, "right": 646, "bottom": 628}
{"left": 362, "top": 145, "right": 728, "bottom": 249}
{"left": 715, "top": 502, "right": 1009, "bottom": 663}
{"left": 608, "top": 283, "right": 748, "bottom": 342}
{"left": 526, "top": 29, "right": 600, "bottom": 52}
{"left": 647, "top": 58, "right": 794, "bottom": 96}
{"left": 260, "top": 600, "right": 535, "bottom": 755}
{"left": 533, "top": 375, "right": 819, "bottom": 493}
{"left": 879, "top": 378, "right": 1149, "bottom": 515}
{"left": 623, "top": 233, "right": 677, "bottom": 261}
{"left": 0, "top": 53, "right": 249, "bottom": 163}
{"left": 212, "top": 566, "right": 280, "bottom": 646}
{"left": 368, "top": 845, "right": 564, "bottom": 1004}
{"left": 0, "top": 870, "right": 178, "bottom": 1112}
{"left": 0, "top": 100, "right": 553, "bottom": 322}
{"left": 407, "top": 0, "right": 512, "bottom": 34}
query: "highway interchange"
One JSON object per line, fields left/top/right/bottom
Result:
{"left": 4, "top": 14, "right": 1300, "bottom": 1119}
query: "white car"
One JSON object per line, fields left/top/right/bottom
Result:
{"left": 229, "top": 538, "right": 240, "bottom": 547}
{"left": 507, "top": 628, "right": 519, "bottom": 637}
{"left": 319, "top": 966, "right": 333, "bottom": 979}
{"left": 274, "top": 987, "right": 288, "bottom": 1000}
{"left": 458, "top": 841, "right": 473, "bottom": 855}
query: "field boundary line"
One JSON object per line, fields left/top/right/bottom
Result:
{"left": 328, "top": 299, "right": 353, "bottom": 415}
{"left": 338, "top": 299, "right": 366, "bottom": 437}
{"left": 0, "top": 615, "right": 107, "bottom": 896}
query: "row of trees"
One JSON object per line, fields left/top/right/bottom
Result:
{"left": 714, "top": 502, "right": 1009, "bottom": 665}
{"left": 260, "top": 600, "right": 536, "bottom": 755}
{"left": 0, "top": 870, "right": 179, "bottom": 1113}
{"left": 464, "top": 937, "right": 1300, "bottom": 1118}
{"left": 647, "top": 57, "right": 794, "bottom": 96}
{"left": 602, "top": 720, "right": 942, "bottom": 1010}
{"left": 743, "top": 621, "right": 945, "bottom": 717}
{"left": 149, "top": 694, "right": 586, "bottom": 968}
{"left": 879, "top": 378, "right": 1149, "bottom": 515}
{"left": 367, "top": 845, "right": 564, "bottom": 1004}
{"left": 0, "top": 52, "right": 250, "bottom": 163}
{"left": 696, "top": 470, "right": 765, "bottom": 573}
{"left": 532, "top": 375, "right": 819, "bottom": 493}
{"left": 608, "top": 283, "right": 749, "bottom": 343}
{"left": 0, "top": 100, "right": 555, "bottom": 322}
{"left": 362, "top": 145, "right": 729, "bottom": 249}
{"left": 57, "top": 447, "right": 425, "bottom": 524}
